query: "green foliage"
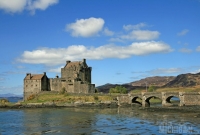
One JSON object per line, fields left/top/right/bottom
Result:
{"left": 148, "top": 85, "right": 156, "bottom": 92}
{"left": 60, "top": 87, "right": 66, "bottom": 94}
{"left": 64, "top": 92, "right": 69, "bottom": 97}
{"left": 0, "top": 98, "right": 9, "bottom": 103}
{"left": 93, "top": 95, "right": 99, "bottom": 101}
{"left": 95, "top": 88, "right": 98, "bottom": 93}
{"left": 109, "top": 86, "right": 127, "bottom": 94}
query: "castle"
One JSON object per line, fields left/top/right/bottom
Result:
{"left": 24, "top": 59, "right": 95, "bottom": 100}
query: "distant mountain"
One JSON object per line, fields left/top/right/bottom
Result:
{"left": 97, "top": 74, "right": 200, "bottom": 93}
{"left": 96, "top": 83, "right": 145, "bottom": 93}
{"left": 129, "top": 76, "right": 175, "bottom": 87}
{"left": 0, "top": 93, "right": 23, "bottom": 98}
{"left": 164, "top": 72, "right": 200, "bottom": 87}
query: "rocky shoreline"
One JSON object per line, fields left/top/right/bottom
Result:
{"left": 0, "top": 101, "right": 119, "bottom": 109}
{"left": 2, "top": 101, "right": 200, "bottom": 113}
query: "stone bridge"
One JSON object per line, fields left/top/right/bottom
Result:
{"left": 117, "top": 92, "right": 200, "bottom": 107}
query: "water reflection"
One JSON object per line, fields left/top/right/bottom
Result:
{"left": 0, "top": 107, "right": 200, "bottom": 134}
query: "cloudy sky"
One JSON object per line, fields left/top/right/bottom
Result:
{"left": 0, "top": 0, "right": 200, "bottom": 95}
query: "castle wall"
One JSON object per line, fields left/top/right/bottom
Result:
{"left": 79, "top": 67, "right": 92, "bottom": 83}
{"left": 24, "top": 79, "right": 41, "bottom": 100}
{"left": 49, "top": 78, "right": 62, "bottom": 91}
{"left": 73, "top": 81, "right": 95, "bottom": 93}
{"left": 41, "top": 76, "right": 49, "bottom": 90}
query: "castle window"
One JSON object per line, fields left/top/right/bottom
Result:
{"left": 36, "top": 85, "right": 37, "bottom": 87}
{"left": 26, "top": 85, "right": 28, "bottom": 87}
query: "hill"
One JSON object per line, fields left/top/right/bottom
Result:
{"left": 97, "top": 72, "right": 200, "bottom": 93}
{"left": 96, "top": 76, "right": 173, "bottom": 93}
{"left": 0, "top": 93, "right": 22, "bottom": 98}
{"left": 96, "top": 83, "right": 145, "bottom": 93}
{"left": 129, "top": 76, "right": 175, "bottom": 87}
{"left": 164, "top": 72, "right": 200, "bottom": 87}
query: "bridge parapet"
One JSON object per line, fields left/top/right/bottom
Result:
{"left": 180, "top": 92, "right": 200, "bottom": 106}
{"left": 117, "top": 95, "right": 131, "bottom": 105}
{"left": 130, "top": 93, "right": 142, "bottom": 99}
{"left": 142, "top": 92, "right": 162, "bottom": 100}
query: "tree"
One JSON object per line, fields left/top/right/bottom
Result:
{"left": 109, "top": 86, "right": 127, "bottom": 94}
{"left": 95, "top": 88, "right": 98, "bottom": 93}
{"left": 148, "top": 85, "right": 156, "bottom": 92}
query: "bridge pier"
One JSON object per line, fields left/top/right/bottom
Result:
{"left": 142, "top": 99, "right": 150, "bottom": 107}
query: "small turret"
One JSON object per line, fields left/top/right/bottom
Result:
{"left": 26, "top": 73, "right": 31, "bottom": 79}
{"left": 83, "top": 58, "right": 86, "bottom": 63}
{"left": 66, "top": 60, "right": 71, "bottom": 64}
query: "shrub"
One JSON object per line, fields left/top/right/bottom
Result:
{"left": 93, "top": 95, "right": 99, "bottom": 101}
{"left": 27, "top": 94, "right": 35, "bottom": 101}
{"left": 60, "top": 87, "right": 66, "bottom": 94}
{"left": 95, "top": 88, "right": 98, "bottom": 93}
{"left": 109, "top": 86, "right": 127, "bottom": 94}
{"left": 64, "top": 92, "right": 69, "bottom": 96}
{"left": 148, "top": 85, "right": 157, "bottom": 92}
{"left": 0, "top": 98, "right": 9, "bottom": 103}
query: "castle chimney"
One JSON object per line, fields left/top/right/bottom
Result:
{"left": 66, "top": 60, "right": 71, "bottom": 64}
{"left": 83, "top": 58, "right": 86, "bottom": 63}
{"left": 44, "top": 72, "right": 46, "bottom": 75}
{"left": 26, "top": 73, "right": 31, "bottom": 79}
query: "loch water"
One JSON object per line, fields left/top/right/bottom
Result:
{"left": 0, "top": 107, "right": 200, "bottom": 135}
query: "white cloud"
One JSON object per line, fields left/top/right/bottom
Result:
{"left": 18, "top": 41, "right": 173, "bottom": 66}
{"left": 179, "top": 48, "right": 192, "bottom": 53}
{"left": 177, "top": 29, "right": 189, "bottom": 36}
{"left": 0, "top": 0, "right": 59, "bottom": 14}
{"left": 123, "top": 23, "right": 147, "bottom": 31}
{"left": 121, "top": 30, "right": 160, "bottom": 40}
{"left": 28, "top": 0, "right": 59, "bottom": 14}
{"left": 191, "top": 69, "right": 200, "bottom": 74}
{"left": 148, "top": 68, "right": 183, "bottom": 75}
{"left": 0, "top": 0, "right": 27, "bottom": 13}
{"left": 103, "top": 28, "right": 114, "bottom": 36}
{"left": 109, "top": 38, "right": 124, "bottom": 42}
{"left": 196, "top": 46, "right": 200, "bottom": 52}
{"left": 48, "top": 66, "right": 63, "bottom": 73}
{"left": 66, "top": 17, "right": 105, "bottom": 37}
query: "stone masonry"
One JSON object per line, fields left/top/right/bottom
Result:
{"left": 24, "top": 59, "right": 95, "bottom": 100}
{"left": 117, "top": 92, "right": 200, "bottom": 107}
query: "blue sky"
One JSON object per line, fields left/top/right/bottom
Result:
{"left": 0, "top": 0, "right": 200, "bottom": 95}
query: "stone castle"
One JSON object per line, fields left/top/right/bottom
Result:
{"left": 24, "top": 59, "right": 95, "bottom": 100}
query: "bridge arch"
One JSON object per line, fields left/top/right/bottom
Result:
{"left": 165, "top": 95, "right": 180, "bottom": 106}
{"left": 131, "top": 96, "right": 142, "bottom": 106}
{"left": 144, "top": 96, "right": 162, "bottom": 107}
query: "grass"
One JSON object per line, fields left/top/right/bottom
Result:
{"left": 22, "top": 86, "right": 200, "bottom": 104}
{"left": 23, "top": 92, "right": 117, "bottom": 104}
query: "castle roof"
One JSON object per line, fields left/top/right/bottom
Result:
{"left": 65, "top": 61, "right": 82, "bottom": 68}
{"left": 25, "top": 74, "right": 44, "bottom": 80}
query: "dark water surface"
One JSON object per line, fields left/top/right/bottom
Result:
{"left": 0, "top": 107, "right": 200, "bottom": 135}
